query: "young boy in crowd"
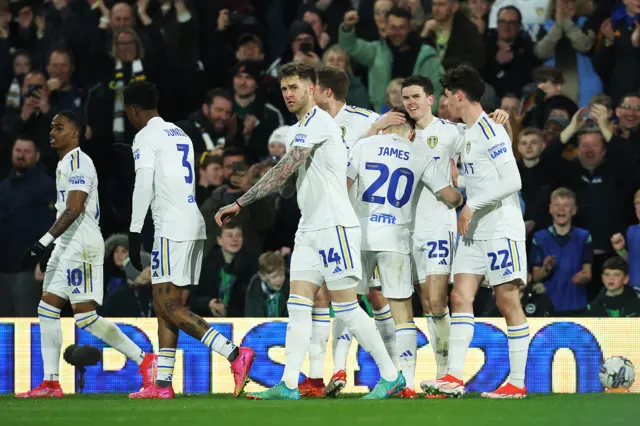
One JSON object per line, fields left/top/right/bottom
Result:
{"left": 245, "top": 251, "right": 289, "bottom": 317}
{"left": 611, "top": 189, "right": 640, "bottom": 291}
{"left": 586, "top": 257, "right": 640, "bottom": 317}
{"left": 531, "top": 188, "right": 593, "bottom": 315}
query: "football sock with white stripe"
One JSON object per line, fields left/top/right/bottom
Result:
{"left": 373, "top": 305, "right": 398, "bottom": 369}
{"left": 38, "top": 301, "right": 62, "bottom": 382}
{"left": 156, "top": 348, "right": 176, "bottom": 386}
{"left": 75, "top": 311, "right": 145, "bottom": 365}
{"left": 431, "top": 309, "right": 451, "bottom": 379}
{"left": 331, "top": 318, "right": 352, "bottom": 373}
{"left": 507, "top": 323, "right": 530, "bottom": 389}
{"left": 309, "top": 308, "right": 330, "bottom": 379}
{"left": 395, "top": 322, "right": 417, "bottom": 389}
{"left": 446, "top": 312, "right": 475, "bottom": 380}
{"left": 282, "top": 295, "right": 314, "bottom": 389}
{"left": 333, "top": 300, "right": 397, "bottom": 382}
{"left": 201, "top": 327, "right": 237, "bottom": 360}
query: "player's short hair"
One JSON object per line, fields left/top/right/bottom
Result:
{"left": 390, "top": 107, "right": 416, "bottom": 132}
{"left": 590, "top": 94, "right": 612, "bottom": 109}
{"left": 124, "top": 81, "right": 158, "bottom": 110}
{"left": 387, "top": 6, "right": 411, "bottom": 21}
{"left": 602, "top": 256, "right": 629, "bottom": 275}
{"left": 533, "top": 66, "right": 564, "bottom": 85}
{"left": 221, "top": 219, "right": 242, "bottom": 232}
{"left": 440, "top": 65, "right": 485, "bottom": 103}
{"left": 518, "top": 127, "right": 543, "bottom": 141}
{"left": 401, "top": 75, "right": 434, "bottom": 97}
{"left": 316, "top": 66, "right": 349, "bottom": 102}
{"left": 259, "top": 251, "right": 285, "bottom": 275}
{"left": 280, "top": 61, "right": 316, "bottom": 83}
{"left": 550, "top": 187, "right": 576, "bottom": 203}
{"left": 56, "top": 110, "right": 86, "bottom": 144}
{"left": 206, "top": 88, "right": 232, "bottom": 105}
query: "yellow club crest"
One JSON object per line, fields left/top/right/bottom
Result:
{"left": 466, "top": 141, "right": 471, "bottom": 154}
{"left": 56, "top": 170, "right": 61, "bottom": 183}
{"left": 427, "top": 136, "right": 438, "bottom": 148}
{"left": 536, "top": 7, "right": 544, "bottom": 16}
{"left": 340, "top": 126, "right": 346, "bottom": 137}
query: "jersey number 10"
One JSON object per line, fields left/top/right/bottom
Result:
{"left": 363, "top": 162, "right": 414, "bottom": 208}
{"left": 176, "top": 144, "right": 193, "bottom": 184}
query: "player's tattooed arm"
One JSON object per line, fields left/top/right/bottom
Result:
{"left": 279, "top": 171, "right": 297, "bottom": 199}
{"left": 237, "top": 146, "right": 311, "bottom": 206}
{"left": 48, "top": 190, "right": 87, "bottom": 238}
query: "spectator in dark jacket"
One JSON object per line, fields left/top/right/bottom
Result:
{"left": 483, "top": 6, "right": 540, "bottom": 98}
{"left": 587, "top": 256, "right": 640, "bottom": 317}
{"left": 46, "top": 48, "right": 84, "bottom": 116}
{"left": 0, "top": 137, "right": 55, "bottom": 317}
{"left": 190, "top": 221, "right": 258, "bottom": 318}
{"left": 245, "top": 251, "right": 289, "bottom": 317}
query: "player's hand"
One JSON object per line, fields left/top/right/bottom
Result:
{"left": 457, "top": 204, "right": 472, "bottom": 236}
{"left": 39, "top": 244, "right": 54, "bottom": 273}
{"left": 343, "top": 10, "right": 359, "bottom": 31}
{"left": 611, "top": 233, "right": 626, "bottom": 251}
{"left": 571, "top": 270, "right": 589, "bottom": 284}
{"left": 542, "top": 255, "right": 555, "bottom": 272}
{"left": 128, "top": 232, "right": 143, "bottom": 271}
{"left": 374, "top": 111, "right": 406, "bottom": 132}
{"left": 215, "top": 202, "right": 241, "bottom": 227}
{"left": 450, "top": 157, "right": 459, "bottom": 187}
{"left": 21, "top": 242, "right": 45, "bottom": 269}
{"left": 489, "top": 109, "right": 510, "bottom": 125}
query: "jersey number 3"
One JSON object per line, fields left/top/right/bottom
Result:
{"left": 176, "top": 144, "right": 193, "bottom": 184}
{"left": 362, "top": 162, "right": 414, "bottom": 208}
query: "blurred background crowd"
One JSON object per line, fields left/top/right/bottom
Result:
{"left": 0, "top": 0, "right": 639, "bottom": 319}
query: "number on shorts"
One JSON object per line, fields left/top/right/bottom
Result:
{"left": 151, "top": 251, "right": 160, "bottom": 270}
{"left": 426, "top": 240, "right": 449, "bottom": 259}
{"left": 319, "top": 248, "right": 341, "bottom": 267}
{"left": 66, "top": 268, "right": 83, "bottom": 287}
{"left": 487, "top": 249, "right": 511, "bottom": 271}
{"left": 362, "top": 162, "right": 414, "bottom": 208}
{"left": 176, "top": 144, "right": 193, "bottom": 184}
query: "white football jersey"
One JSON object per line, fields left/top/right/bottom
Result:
{"left": 488, "top": 0, "right": 549, "bottom": 41}
{"left": 411, "top": 117, "right": 466, "bottom": 233}
{"left": 457, "top": 112, "right": 525, "bottom": 241}
{"left": 347, "top": 134, "right": 450, "bottom": 253}
{"left": 54, "top": 147, "right": 104, "bottom": 263}
{"left": 286, "top": 106, "right": 359, "bottom": 231}
{"left": 132, "top": 117, "right": 206, "bottom": 241}
{"left": 334, "top": 104, "right": 380, "bottom": 150}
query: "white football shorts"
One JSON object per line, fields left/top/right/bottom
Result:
{"left": 290, "top": 226, "right": 362, "bottom": 290}
{"left": 411, "top": 226, "right": 456, "bottom": 283}
{"left": 453, "top": 237, "right": 527, "bottom": 286}
{"left": 360, "top": 251, "right": 412, "bottom": 299}
{"left": 151, "top": 237, "right": 204, "bottom": 286}
{"left": 44, "top": 248, "right": 104, "bottom": 305}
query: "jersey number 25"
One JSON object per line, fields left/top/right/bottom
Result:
{"left": 362, "top": 162, "right": 414, "bottom": 208}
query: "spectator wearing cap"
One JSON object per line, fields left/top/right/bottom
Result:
{"left": 593, "top": 1, "right": 640, "bottom": 106}
{"left": 268, "top": 125, "right": 289, "bottom": 159}
{"left": 267, "top": 21, "right": 324, "bottom": 78}
{"left": 195, "top": 153, "right": 224, "bottom": 206}
{"left": 421, "top": 0, "right": 485, "bottom": 72}
{"left": 339, "top": 7, "right": 444, "bottom": 112}
{"left": 176, "top": 88, "right": 236, "bottom": 158}
{"left": 534, "top": 0, "right": 602, "bottom": 108}
{"left": 483, "top": 5, "right": 540, "bottom": 98}
{"left": 322, "top": 44, "right": 370, "bottom": 109}
{"left": 230, "top": 60, "right": 284, "bottom": 164}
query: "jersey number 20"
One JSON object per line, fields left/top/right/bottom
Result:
{"left": 176, "top": 144, "right": 193, "bottom": 184}
{"left": 362, "top": 162, "right": 414, "bottom": 207}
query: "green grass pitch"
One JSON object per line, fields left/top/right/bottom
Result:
{"left": 0, "top": 394, "right": 638, "bottom": 426}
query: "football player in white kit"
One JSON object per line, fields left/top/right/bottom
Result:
{"left": 215, "top": 62, "right": 404, "bottom": 400}
{"left": 423, "top": 65, "right": 529, "bottom": 399}
{"left": 347, "top": 109, "right": 463, "bottom": 397}
{"left": 19, "top": 111, "right": 157, "bottom": 398}
{"left": 299, "top": 66, "right": 402, "bottom": 397}
{"left": 122, "top": 82, "right": 255, "bottom": 399}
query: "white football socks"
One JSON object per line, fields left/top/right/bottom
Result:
{"left": 446, "top": 312, "right": 475, "bottom": 380}
{"left": 201, "top": 327, "right": 237, "bottom": 359}
{"left": 332, "top": 318, "right": 352, "bottom": 373}
{"left": 282, "top": 295, "right": 314, "bottom": 389}
{"left": 395, "top": 322, "right": 417, "bottom": 389}
{"left": 75, "top": 311, "right": 145, "bottom": 365}
{"left": 372, "top": 305, "right": 398, "bottom": 369}
{"left": 38, "top": 301, "right": 62, "bottom": 382}
{"left": 507, "top": 323, "right": 530, "bottom": 389}
{"left": 333, "top": 301, "right": 397, "bottom": 382}
{"left": 157, "top": 348, "right": 177, "bottom": 382}
{"left": 431, "top": 309, "right": 451, "bottom": 379}
{"left": 308, "top": 308, "right": 330, "bottom": 379}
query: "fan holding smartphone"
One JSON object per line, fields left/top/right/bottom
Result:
{"left": 292, "top": 22, "right": 321, "bottom": 67}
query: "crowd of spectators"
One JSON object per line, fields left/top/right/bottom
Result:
{"left": 0, "top": 0, "right": 639, "bottom": 319}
